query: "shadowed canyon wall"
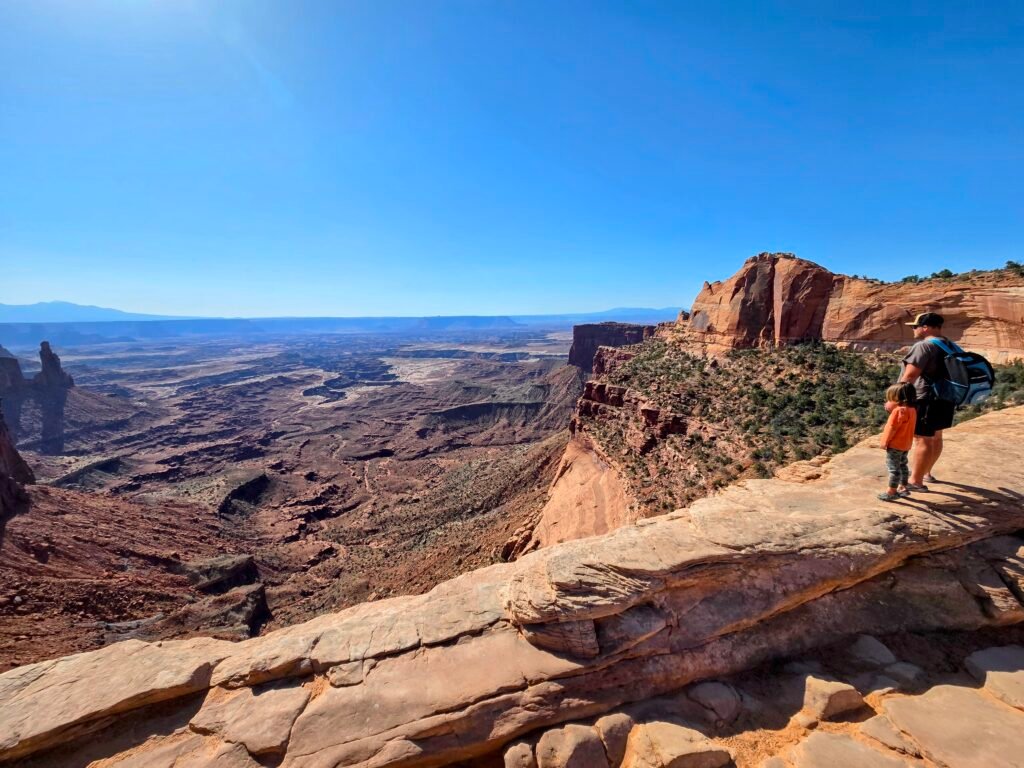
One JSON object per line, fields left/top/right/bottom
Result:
{"left": 568, "top": 323, "right": 659, "bottom": 372}
{"left": 0, "top": 342, "right": 74, "bottom": 454}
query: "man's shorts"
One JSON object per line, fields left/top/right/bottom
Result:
{"left": 915, "top": 398, "right": 955, "bottom": 437}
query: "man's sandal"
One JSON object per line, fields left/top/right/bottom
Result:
{"left": 904, "top": 482, "right": 929, "bottom": 492}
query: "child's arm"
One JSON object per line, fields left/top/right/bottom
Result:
{"left": 880, "top": 411, "right": 896, "bottom": 449}
{"left": 880, "top": 407, "right": 910, "bottom": 449}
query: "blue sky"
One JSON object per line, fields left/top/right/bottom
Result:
{"left": 1, "top": 1, "right": 1021, "bottom": 317}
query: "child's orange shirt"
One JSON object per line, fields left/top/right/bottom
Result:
{"left": 881, "top": 404, "right": 916, "bottom": 451}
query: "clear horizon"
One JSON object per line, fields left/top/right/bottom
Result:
{"left": 2, "top": 2, "right": 1022, "bottom": 316}
{"left": 0, "top": 298, "right": 682, "bottom": 320}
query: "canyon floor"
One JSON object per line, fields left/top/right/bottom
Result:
{"left": 1, "top": 329, "right": 581, "bottom": 670}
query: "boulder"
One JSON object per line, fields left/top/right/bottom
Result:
{"left": 845, "top": 635, "right": 897, "bottom": 667}
{"left": 800, "top": 676, "right": 864, "bottom": 722}
{"left": 504, "top": 741, "right": 538, "bottom": 768}
{"left": 620, "top": 721, "right": 732, "bottom": 768}
{"left": 964, "top": 645, "right": 1024, "bottom": 710}
{"left": 882, "top": 662, "right": 925, "bottom": 687}
{"left": 535, "top": 724, "right": 609, "bottom": 768}
{"left": 685, "top": 682, "right": 742, "bottom": 726}
{"left": 594, "top": 712, "right": 635, "bottom": 767}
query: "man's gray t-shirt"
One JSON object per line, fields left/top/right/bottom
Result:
{"left": 902, "top": 337, "right": 948, "bottom": 399}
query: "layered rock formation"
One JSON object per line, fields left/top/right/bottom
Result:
{"left": 0, "top": 342, "right": 74, "bottom": 454}
{"left": 568, "top": 323, "right": 658, "bottom": 372}
{"left": 0, "top": 347, "right": 26, "bottom": 435}
{"left": 0, "top": 408, "right": 33, "bottom": 519}
{"left": 674, "top": 253, "right": 1024, "bottom": 361}
{"left": 35, "top": 342, "right": 73, "bottom": 454}
{"left": 3, "top": 407, "right": 1023, "bottom": 767}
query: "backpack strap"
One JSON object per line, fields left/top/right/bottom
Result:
{"left": 927, "top": 337, "right": 962, "bottom": 355}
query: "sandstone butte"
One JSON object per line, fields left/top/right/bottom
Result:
{"left": 670, "top": 253, "right": 1024, "bottom": 362}
{"left": 2, "top": 405, "right": 1024, "bottom": 767}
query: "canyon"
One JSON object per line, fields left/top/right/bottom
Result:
{"left": 0, "top": 329, "right": 585, "bottom": 670}
{"left": 1, "top": 255, "right": 1023, "bottom": 767}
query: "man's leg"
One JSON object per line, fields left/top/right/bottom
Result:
{"left": 909, "top": 435, "right": 937, "bottom": 485}
{"left": 922, "top": 430, "right": 943, "bottom": 479}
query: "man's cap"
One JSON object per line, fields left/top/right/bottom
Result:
{"left": 905, "top": 311, "right": 944, "bottom": 328}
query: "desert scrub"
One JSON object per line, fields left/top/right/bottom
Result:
{"left": 591, "top": 340, "right": 1024, "bottom": 517}
{"left": 586, "top": 340, "right": 901, "bottom": 512}
{"left": 608, "top": 339, "right": 897, "bottom": 458}
{"left": 957, "top": 360, "right": 1024, "bottom": 422}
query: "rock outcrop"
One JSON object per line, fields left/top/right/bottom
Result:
{"left": 0, "top": 407, "right": 33, "bottom": 518}
{"left": 568, "top": 323, "right": 659, "bottom": 373}
{"left": 0, "top": 347, "right": 26, "bottom": 438}
{"left": 2, "top": 406, "right": 1023, "bottom": 767}
{"left": 674, "top": 253, "right": 1024, "bottom": 361}
{"left": 34, "top": 341, "right": 73, "bottom": 454}
{"left": 0, "top": 342, "right": 74, "bottom": 454}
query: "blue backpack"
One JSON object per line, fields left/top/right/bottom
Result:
{"left": 926, "top": 338, "right": 995, "bottom": 407}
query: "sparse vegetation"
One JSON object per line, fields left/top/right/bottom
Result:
{"left": 898, "top": 264, "right": 1024, "bottom": 284}
{"left": 582, "top": 340, "right": 897, "bottom": 512}
{"left": 584, "top": 339, "right": 1024, "bottom": 516}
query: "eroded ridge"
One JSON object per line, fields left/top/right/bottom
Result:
{"left": 2, "top": 407, "right": 1023, "bottom": 767}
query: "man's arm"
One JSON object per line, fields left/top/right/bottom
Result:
{"left": 900, "top": 363, "right": 923, "bottom": 384}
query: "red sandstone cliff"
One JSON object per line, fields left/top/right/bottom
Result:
{"left": 673, "top": 253, "right": 1024, "bottom": 361}
{"left": 567, "top": 322, "right": 659, "bottom": 372}
{"left": 0, "top": 342, "right": 74, "bottom": 454}
{"left": 0, "top": 407, "right": 33, "bottom": 519}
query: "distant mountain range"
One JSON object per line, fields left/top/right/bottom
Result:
{"left": 0, "top": 301, "right": 683, "bottom": 349}
{"left": 0, "top": 301, "right": 679, "bottom": 325}
{"left": 0, "top": 301, "right": 191, "bottom": 323}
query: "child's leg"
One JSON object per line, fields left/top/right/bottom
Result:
{"left": 898, "top": 450, "right": 910, "bottom": 488}
{"left": 884, "top": 449, "right": 901, "bottom": 492}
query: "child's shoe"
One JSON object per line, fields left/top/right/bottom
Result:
{"left": 877, "top": 491, "right": 900, "bottom": 502}
{"left": 898, "top": 488, "right": 912, "bottom": 498}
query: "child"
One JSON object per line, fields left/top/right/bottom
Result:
{"left": 878, "top": 382, "right": 917, "bottom": 501}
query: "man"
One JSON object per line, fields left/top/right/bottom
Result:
{"left": 895, "top": 312, "right": 956, "bottom": 489}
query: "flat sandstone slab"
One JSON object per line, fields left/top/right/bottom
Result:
{"left": 964, "top": 645, "right": 1024, "bottom": 710}
{"left": 883, "top": 684, "right": 1024, "bottom": 768}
